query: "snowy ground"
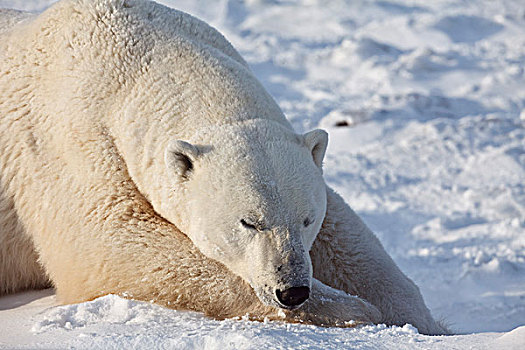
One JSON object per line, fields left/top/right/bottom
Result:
{"left": 1, "top": 0, "right": 524, "bottom": 348}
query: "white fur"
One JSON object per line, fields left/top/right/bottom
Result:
{"left": 0, "top": 0, "right": 446, "bottom": 335}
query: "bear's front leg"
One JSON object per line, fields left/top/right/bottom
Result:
{"left": 45, "top": 187, "right": 276, "bottom": 320}
{"left": 310, "top": 186, "right": 448, "bottom": 335}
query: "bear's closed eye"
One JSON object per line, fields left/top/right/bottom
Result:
{"left": 240, "top": 219, "right": 257, "bottom": 230}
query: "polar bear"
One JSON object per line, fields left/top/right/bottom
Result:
{"left": 0, "top": 0, "right": 446, "bottom": 335}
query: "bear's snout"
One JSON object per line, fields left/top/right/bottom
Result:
{"left": 275, "top": 286, "right": 310, "bottom": 308}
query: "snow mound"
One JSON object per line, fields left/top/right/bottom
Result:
{"left": 31, "top": 295, "right": 167, "bottom": 333}
{"left": 22, "top": 294, "right": 523, "bottom": 350}
{"left": 24, "top": 294, "right": 470, "bottom": 350}
{"left": 492, "top": 326, "right": 525, "bottom": 350}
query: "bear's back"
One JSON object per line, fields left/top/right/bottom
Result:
{"left": 1, "top": 0, "right": 289, "bottom": 139}
{"left": 1, "top": 0, "right": 247, "bottom": 67}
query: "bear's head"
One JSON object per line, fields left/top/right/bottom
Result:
{"left": 161, "top": 120, "right": 328, "bottom": 309}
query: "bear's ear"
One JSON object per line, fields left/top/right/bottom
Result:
{"left": 303, "top": 129, "right": 328, "bottom": 168}
{"left": 165, "top": 140, "right": 201, "bottom": 180}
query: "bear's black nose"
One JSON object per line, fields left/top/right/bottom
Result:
{"left": 275, "top": 286, "right": 310, "bottom": 307}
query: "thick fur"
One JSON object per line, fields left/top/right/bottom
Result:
{"left": 0, "top": 0, "right": 446, "bottom": 335}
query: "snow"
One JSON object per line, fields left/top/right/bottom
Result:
{"left": 1, "top": 0, "right": 524, "bottom": 348}
{"left": 0, "top": 291, "right": 511, "bottom": 349}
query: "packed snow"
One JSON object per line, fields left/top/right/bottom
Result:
{"left": 1, "top": 0, "right": 524, "bottom": 348}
